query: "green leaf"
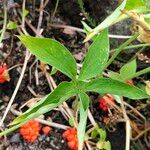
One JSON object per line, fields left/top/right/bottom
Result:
{"left": 81, "top": 21, "right": 92, "bottom": 32}
{"left": 145, "top": 17, "right": 150, "bottom": 24}
{"left": 12, "top": 81, "right": 77, "bottom": 125}
{"left": 84, "top": 0, "right": 127, "bottom": 42}
{"left": 108, "top": 71, "right": 123, "bottom": 81}
{"left": 50, "top": 67, "right": 58, "bottom": 75}
{"left": 113, "top": 95, "right": 122, "bottom": 104}
{"left": 120, "top": 59, "right": 137, "bottom": 80}
{"left": 68, "top": 118, "right": 74, "bottom": 127}
{"left": 78, "top": 92, "right": 89, "bottom": 150}
{"left": 147, "top": 0, "right": 150, "bottom": 8}
{"left": 22, "top": 8, "right": 29, "bottom": 17}
{"left": 18, "top": 36, "right": 77, "bottom": 80}
{"left": 103, "top": 141, "right": 111, "bottom": 150}
{"left": 91, "top": 129, "right": 98, "bottom": 139}
{"left": 7, "top": 21, "right": 17, "bottom": 30}
{"left": 79, "top": 29, "right": 109, "bottom": 80}
{"left": 115, "top": 0, "right": 150, "bottom": 24}
{"left": 125, "top": 0, "right": 147, "bottom": 10}
{"left": 78, "top": 78, "right": 150, "bottom": 99}
{"left": 91, "top": 127, "right": 107, "bottom": 141}
{"left": 84, "top": 0, "right": 150, "bottom": 42}
{"left": 97, "top": 128, "right": 107, "bottom": 141}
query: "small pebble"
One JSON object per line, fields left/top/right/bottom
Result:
{"left": 10, "top": 133, "right": 21, "bottom": 143}
{"left": 46, "top": 137, "right": 50, "bottom": 142}
{"left": 38, "top": 135, "right": 46, "bottom": 141}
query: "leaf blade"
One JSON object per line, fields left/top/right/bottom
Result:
{"left": 18, "top": 36, "right": 77, "bottom": 80}
{"left": 12, "top": 81, "right": 77, "bottom": 125}
{"left": 84, "top": 0, "right": 127, "bottom": 42}
{"left": 79, "top": 29, "right": 109, "bottom": 80}
{"left": 78, "top": 92, "right": 89, "bottom": 150}
{"left": 120, "top": 59, "right": 137, "bottom": 80}
{"left": 78, "top": 78, "right": 149, "bottom": 99}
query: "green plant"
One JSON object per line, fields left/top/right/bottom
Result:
{"left": 77, "top": 0, "right": 96, "bottom": 27}
{"left": 91, "top": 127, "right": 111, "bottom": 150}
{"left": 0, "top": 28, "right": 149, "bottom": 150}
{"left": 84, "top": 0, "right": 150, "bottom": 42}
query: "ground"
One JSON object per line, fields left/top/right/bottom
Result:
{"left": 0, "top": 0, "right": 150, "bottom": 150}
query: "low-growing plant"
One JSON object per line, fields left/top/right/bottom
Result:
{"left": 0, "top": 0, "right": 150, "bottom": 150}
{"left": 0, "top": 28, "right": 149, "bottom": 150}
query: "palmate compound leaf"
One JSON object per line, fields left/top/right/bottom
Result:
{"left": 78, "top": 29, "right": 109, "bottom": 81}
{"left": 78, "top": 78, "right": 150, "bottom": 100}
{"left": 18, "top": 36, "right": 77, "bottom": 80}
{"left": 12, "top": 81, "right": 78, "bottom": 125}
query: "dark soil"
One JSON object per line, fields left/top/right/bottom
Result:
{"left": 0, "top": 0, "right": 150, "bottom": 150}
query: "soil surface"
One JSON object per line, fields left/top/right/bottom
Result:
{"left": 0, "top": 0, "right": 150, "bottom": 150}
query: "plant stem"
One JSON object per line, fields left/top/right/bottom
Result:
{"left": 88, "top": 110, "right": 98, "bottom": 127}
{"left": 124, "top": 43, "right": 150, "bottom": 50}
{"left": 0, "top": 121, "right": 25, "bottom": 137}
{"left": 125, "top": 67, "right": 150, "bottom": 80}
{"left": 0, "top": 0, "right": 7, "bottom": 44}
{"left": 0, "top": 51, "right": 30, "bottom": 127}
{"left": 110, "top": 43, "right": 150, "bottom": 55}
{"left": 50, "top": 0, "right": 59, "bottom": 23}
{"left": 120, "top": 98, "right": 131, "bottom": 150}
{"left": 22, "top": 0, "right": 26, "bottom": 28}
{"left": 105, "top": 33, "right": 139, "bottom": 68}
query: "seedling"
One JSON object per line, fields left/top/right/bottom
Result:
{"left": 0, "top": 21, "right": 149, "bottom": 150}
{"left": 6, "top": 28, "right": 149, "bottom": 149}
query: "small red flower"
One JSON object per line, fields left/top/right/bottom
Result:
{"left": 0, "top": 64, "right": 10, "bottom": 83}
{"left": 63, "top": 128, "right": 78, "bottom": 150}
{"left": 99, "top": 95, "right": 114, "bottom": 112}
{"left": 20, "top": 120, "right": 41, "bottom": 142}
{"left": 42, "top": 126, "right": 51, "bottom": 135}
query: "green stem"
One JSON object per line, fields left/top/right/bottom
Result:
{"left": 0, "top": 121, "right": 25, "bottom": 137}
{"left": 125, "top": 67, "right": 150, "bottom": 80}
{"left": 105, "top": 33, "right": 139, "bottom": 68}
{"left": 124, "top": 43, "right": 150, "bottom": 50}
{"left": 110, "top": 43, "right": 150, "bottom": 54}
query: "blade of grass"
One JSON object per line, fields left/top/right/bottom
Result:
{"left": 105, "top": 33, "right": 139, "bottom": 69}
